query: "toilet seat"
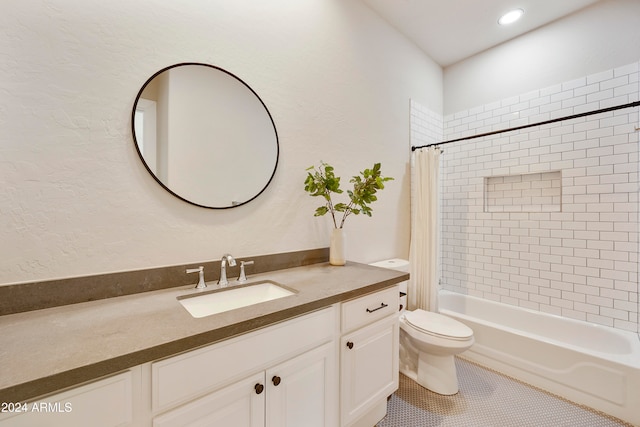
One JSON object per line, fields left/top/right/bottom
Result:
{"left": 404, "top": 309, "right": 473, "bottom": 341}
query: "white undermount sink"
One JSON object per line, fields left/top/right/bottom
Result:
{"left": 178, "top": 280, "right": 296, "bottom": 318}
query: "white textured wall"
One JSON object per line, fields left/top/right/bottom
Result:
{"left": 0, "top": 0, "right": 442, "bottom": 284}
{"left": 444, "top": 0, "right": 640, "bottom": 115}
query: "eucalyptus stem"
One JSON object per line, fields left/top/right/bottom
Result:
{"left": 327, "top": 198, "right": 338, "bottom": 228}
{"left": 338, "top": 201, "right": 354, "bottom": 228}
{"left": 304, "top": 161, "right": 393, "bottom": 229}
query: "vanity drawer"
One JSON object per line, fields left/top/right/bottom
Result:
{"left": 152, "top": 305, "right": 336, "bottom": 413}
{"left": 341, "top": 286, "right": 399, "bottom": 333}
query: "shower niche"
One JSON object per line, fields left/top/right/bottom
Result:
{"left": 484, "top": 171, "right": 562, "bottom": 213}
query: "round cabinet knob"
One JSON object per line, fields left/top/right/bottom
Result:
{"left": 272, "top": 375, "right": 281, "bottom": 386}
{"left": 255, "top": 383, "right": 264, "bottom": 394}
{"left": 346, "top": 341, "right": 354, "bottom": 349}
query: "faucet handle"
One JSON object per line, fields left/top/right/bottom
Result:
{"left": 237, "top": 260, "right": 254, "bottom": 283}
{"left": 186, "top": 266, "right": 206, "bottom": 289}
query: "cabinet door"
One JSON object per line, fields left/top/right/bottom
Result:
{"left": 0, "top": 371, "right": 133, "bottom": 427}
{"left": 266, "top": 342, "right": 337, "bottom": 427}
{"left": 340, "top": 315, "right": 398, "bottom": 426}
{"left": 153, "top": 372, "right": 265, "bottom": 427}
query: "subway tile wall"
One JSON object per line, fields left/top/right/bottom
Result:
{"left": 410, "top": 99, "right": 443, "bottom": 147}
{"left": 412, "top": 62, "right": 640, "bottom": 333}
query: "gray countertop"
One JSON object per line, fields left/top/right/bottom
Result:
{"left": 0, "top": 261, "right": 408, "bottom": 403}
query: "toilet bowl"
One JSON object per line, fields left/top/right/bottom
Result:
{"left": 399, "top": 309, "right": 474, "bottom": 395}
{"left": 369, "top": 259, "right": 474, "bottom": 396}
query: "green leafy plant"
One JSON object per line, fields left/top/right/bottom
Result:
{"left": 304, "top": 162, "right": 393, "bottom": 229}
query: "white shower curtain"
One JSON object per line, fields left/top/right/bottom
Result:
{"left": 409, "top": 146, "right": 440, "bottom": 312}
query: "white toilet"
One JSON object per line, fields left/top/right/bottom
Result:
{"left": 370, "top": 259, "right": 474, "bottom": 395}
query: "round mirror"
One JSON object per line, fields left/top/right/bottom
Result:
{"left": 132, "top": 63, "right": 279, "bottom": 208}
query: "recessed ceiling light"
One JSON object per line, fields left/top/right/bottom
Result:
{"left": 498, "top": 8, "right": 524, "bottom": 25}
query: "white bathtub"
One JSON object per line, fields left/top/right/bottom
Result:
{"left": 438, "top": 290, "right": 640, "bottom": 426}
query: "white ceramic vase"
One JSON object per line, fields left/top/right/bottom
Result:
{"left": 330, "top": 228, "right": 346, "bottom": 266}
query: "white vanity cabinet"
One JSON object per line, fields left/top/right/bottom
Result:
{"left": 151, "top": 306, "right": 338, "bottom": 427}
{"left": 153, "top": 342, "right": 335, "bottom": 427}
{"left": 1, "top": 279, "right": 404, "bottom": 427}
{"left": 0, "top": 369, "right": 138, "bottom": 427}
{"left": 340, "top": 286, "right": 399, "bottom": 427}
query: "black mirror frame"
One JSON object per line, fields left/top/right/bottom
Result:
{"left": 131, "top": 62, "right": 279, "bottom": 209}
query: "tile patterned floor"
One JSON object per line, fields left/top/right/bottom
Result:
{"left": 377, "top": 358, "right": 633, "bottom": 427}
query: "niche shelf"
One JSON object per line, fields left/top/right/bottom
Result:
{"left": 484, "top": 171, "right": 561, "bottom": 213}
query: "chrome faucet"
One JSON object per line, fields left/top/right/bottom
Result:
{"left": 218, "top": 253, "right": 237, "bottom": 287}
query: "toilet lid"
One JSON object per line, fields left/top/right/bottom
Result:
{"left": 405, "top": 309, "right": 473, "bottom": 340}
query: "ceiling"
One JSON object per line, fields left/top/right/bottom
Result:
{"left": 361, "top": 0, "right": 602, "bottom": 67}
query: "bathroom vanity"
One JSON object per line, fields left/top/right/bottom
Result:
{"left": 0, "top": 259, "right": 406, "bottom": 427}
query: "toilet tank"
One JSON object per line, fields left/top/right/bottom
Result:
{"left": 369, "top": 259, "right": 409, "bottom": 312}
{"left": 369, "top": 258, "right": 409, "bottom": 273}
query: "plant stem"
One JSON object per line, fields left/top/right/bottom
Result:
{"left": 339, "top": 201, "right": 355, "bottom": 228}
{"left": 328, "top": 198, "right": 338, "bottom": 228}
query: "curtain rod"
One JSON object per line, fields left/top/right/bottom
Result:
{"left": 411, "top": 100, "right": 640, "bottom": 152}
